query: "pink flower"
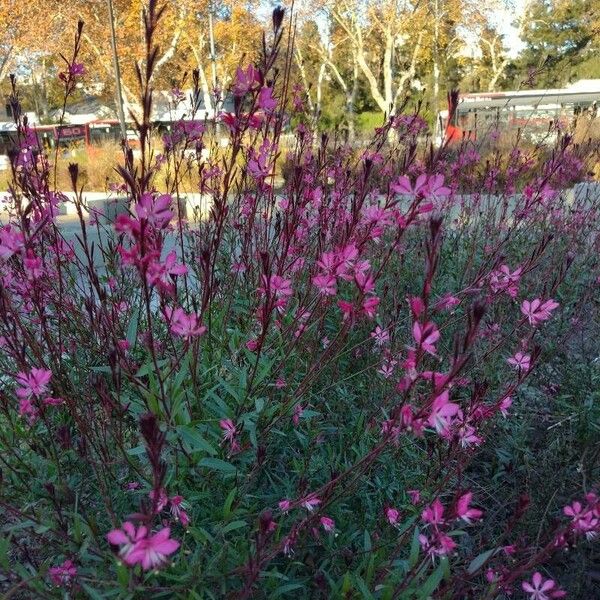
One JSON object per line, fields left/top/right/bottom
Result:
{"left": 499, "top": 396, "right": 513, "bottom": 417}
{"left": 18, "top": 397, "right": 36, "bottom": 421}
{"left": 278, "top": 499, "right": 291, "bottom": 512}
{"left": 378, "top": 358, "right": 396, "bottom": 379}
{"left": 220, "top": 418, "right": 236, "bottom": 442}
{"left": 420, "top": 371, "right": 450, "bottom": 389}
{"left": 312, "top": 273, "right": 337, "bottom": 296}
{"left": 115, "top": 213, "right": 142, "bottom": 237}
{"left": 233, "top": 64, "right": 260, "bottom": 96}
{"left": 521, "top": 298, "right": 559, "bottom": 326}
{"left": 508, "top": 351, "right": 531, "bottom": 371}
{"left": 293, "top": 403, "right": 304, "bottom": 425}
{"left": 258, "top": 86, "right": 277, "bottom": 112}
{"left": 107, "top": 521, "right": 148, "bottom": 562}
{"left": 126, "top": 527, "right": 180, "bottom": 570}
{"left": 522, "top": 572, "right": 566, "bottom": 599}
{"left": 135, "top": 193, "right": 174, "bottom": 229}
{"left": 163, "top": 307, "right": 206, "bottom": 339}
{"left": 49, "top": 559, "right": 77, "bottom": 587}
{"left": 371, "top": 326, "right": 390, "bottom": 345}
{"left": 24, "top": 251, "right": 44, "bottom": 279}
{"left": 407, "top": 490, "right": 421, "bottom": 504}
{"left": 408, "top": 296, "right": 425, "bottom": 318}
{"left": 149, "top": 488, "right": 169, "bottom": 512}
{"left": 362, "top": 296, "right": 380, "bottom": 319}
{"left": 412, "top": 321, "right": 440, "bottom": 355}
{"left": 422, "top": 498, "right": 445, "bottom": 526}
{"left": 0, "top": 225, "right": 25, "bottom": 260}
{"left": 490, "top": 265, "right": 522, "bottom": 298}
{"left": 391, "top": 174, "right": 428, "bottom": 196}
{"left": 146, "top": 251, "right": 187, "bottom": 293}
{"left": 70, "top": 62, "right": 85, "bottom": 77}
{"left": 15, "top": 368, "right": 52, "bottom": 399}
{"left": 427, "top": 391, "right": 460, "bottom": 435}
{"left": 563, "top": 500, "right": 599, "bottom": 537}
{"left": 43, "top": 396, "right": 64, "bottom": 406}
{"left": 486, "top": 568, "right": 498, "bottom": 583}
{"left": 338, "top": 300, "right": 355, "bottom": 320}
{"left": 455, "top": 492, "right": 483, "bottom": 523}
{"left": 320, "top": 516, "right": 335, "bottom": 532}
{"left": 457, "top": 423, "right": 483, "bottom": 448}
{"left": 248, "top": 144, "right": 272, "bottom": 180}
{"left": 300, "top": 495, "right": 321, "bottom": 512}
{"left": 170, "top": 495, "right": 190, "bottom": 527}
{"left": 563, "top": 501, "right": 585, "bottom": 522}
{"left": 59, "top": 62, "right": 85, "bottom": 82}
{"left": 273, "top": 276, "right": 293, "bottom": 299}
{"left": 282, "top": 532, "right": 297, "bottom": 556}
{"left": 434, "top": 294, "right": 460, "bottom": 311}
{"left": 419, "top": 531, "right": 456, "bottom": 558}
{"left": 385, "top": 507, "right": 400, "bottom": 525}
{"left": 425, "top": 174, "right": 451, "bottom": 198}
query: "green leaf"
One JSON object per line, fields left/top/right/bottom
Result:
{"left": 363, "top": 530, "right": 372, "bottom": 552}
{"left": 223, "top": 487, "right": 237, "bottom": 519}
{"left": 90, "top": 365, "right": 112, "bottom": 374}
{"left": 177, "top": 426, "right": 218, "bottom": 456}
{"left": 198, "top": 457, "right": 237, "bottom": 474}
{"left": 467, "top": 548, "right": 498, "bottom": 575}
{"left": 220, "top": 519, "right": 247, "bottom": 534}
{"left": 81, "top": 583, "right": 107, "bottom": 600}
{"left": 218, "top": 378, "right": 242, "bottom": 403}
{"left": 354, "top": 575, "right": 376, "bottom": 599}
{"left": 0, "top": 536, "right": 9, "bottom": 570}
{"left": 136, "top": 359, "right": 169, "bottom": 378}
{"left": 126, "top": 307, "right": 140, "bottom": 347}
{"left": 188, "top": 526, "right": 214, "bottom": 544}
{"left": 409, "top": 526, "right": 420, "bottom": 567}
{"left": 126, "top": 445, "right": 147, "bottom": 456}
{"left": 418, "top": 557, "right": 448, "bottom": 599}
{"left": 2, "top": 519, "right": 36, "bottom": 533}
{"left": 116, "top": 561, "right": 130, "bottom": 588}
{"left": 270, "top": 583, "right": 305, "bottom": 598}
{"left": 341, "top": 572, "right": 352, "bottom": 594}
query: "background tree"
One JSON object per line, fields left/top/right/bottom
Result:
{"left": 517, "top": 0, "right": 600, "bottom": 87}
{"left": 326, "top": 0, "right": 427, "bottom": 118}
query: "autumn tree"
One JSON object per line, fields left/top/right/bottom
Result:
{"left": 0, "top": 0, "right": 262, "bottom": 117}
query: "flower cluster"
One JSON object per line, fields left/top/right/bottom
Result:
{"left": 419, "top": 493, "right": 483, "bottom": 559}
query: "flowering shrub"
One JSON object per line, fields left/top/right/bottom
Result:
{"left": 1, "top": 4, "right": 600, "bottom": 598}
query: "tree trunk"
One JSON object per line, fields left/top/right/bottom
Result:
{"left": 347, "top": 59, "right": 359, "bottom": 142}
{"left": 0, "top": 45, "right": 13, "bottom": 81}
{"left": 190, "top": 41, "right": 215, "bottom": 117}
{"left": 293, "top": 46, "right": 315, "bottom": 114}
{"left": 432, "top": 0, "right": 441, "bottom": 117}
{"left": 315, "top": 62, "right": 326, "bottom": 120}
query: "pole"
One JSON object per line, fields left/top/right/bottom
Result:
{"left": 107, "top": 0, "right": 127, "bottom": 140}
{"left": 207, "top": 2, "right": 220, "bottom": 133}
{"left": 208, "top": 3, "right": 217, "bottom": 94}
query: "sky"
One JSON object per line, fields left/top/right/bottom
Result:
{"left": 494, "top": 0, "right": 529, "bottom": 58}
{"left": 258, "top": 0, "right": 531, "bottom": 59}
